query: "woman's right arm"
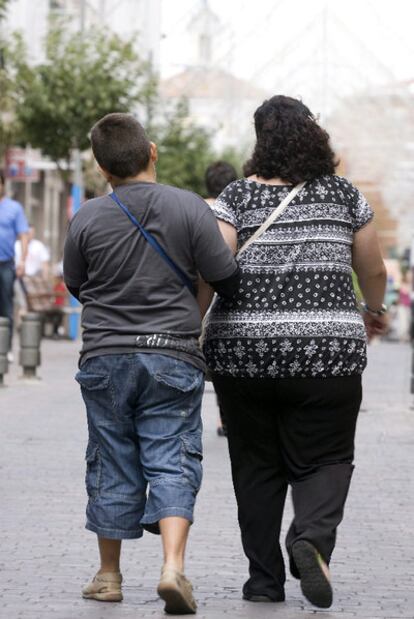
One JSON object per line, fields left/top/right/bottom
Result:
{"left": 352, "top": 220, "right": 388, "bottom": 339}
{"left": 197, "top": 221, "right": 239, "bottom": 318}
{"left": 217, "top": 220, "right": 238, "bottom": 254}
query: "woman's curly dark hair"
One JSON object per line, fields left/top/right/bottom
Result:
{"left": 243, "top": 95, "right": 338, "bottom": 184}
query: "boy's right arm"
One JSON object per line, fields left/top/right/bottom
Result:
{"left": 63, "top": 227, "right": 88, "bottom": 302}
{"left": 193, "top": 207, "right": 240, "bottom": 303}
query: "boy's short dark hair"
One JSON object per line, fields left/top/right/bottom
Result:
{"left": 205, "top": 161, "right": 238, "bottom": 199}
{"left": 90, "top": 113, "right": 151, "bottom": 179}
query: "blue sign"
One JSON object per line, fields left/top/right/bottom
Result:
{"left": 68, "top": 183, "right": 82, "bottom": 340}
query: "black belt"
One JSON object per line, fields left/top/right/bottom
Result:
{"left": 134, "top": 334, "right": 201, "bottom": 356}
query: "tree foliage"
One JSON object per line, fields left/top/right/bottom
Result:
{"left": 1, "top": 18, "right": 245, "bottom": 198}
{"left": 0, "top": 0, "right": 11, "bottom": 21}
{"left": 0, "top": 35, "right": 22, "bottom": 160}
{"left": 13, "top": 27, "right": 155, "bottom": 175}
{"left": 216, "top": 145, "right": 245, "bottom": 178}
{"left": 0, "top": 1, "right": 14, "bottom": 157}
{"left": 152, "top": 100, "right": 215, "bottom": 197}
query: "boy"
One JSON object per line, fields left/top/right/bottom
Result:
{"left": 63, "top": 113, "right": 239, "bottom": 614}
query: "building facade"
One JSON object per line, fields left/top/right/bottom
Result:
{"left": 5, "top": 0, "right": 161, "bottom": 68}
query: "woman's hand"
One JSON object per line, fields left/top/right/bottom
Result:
{"left": 363, "top": 312, "right": 388, "bottom": 342}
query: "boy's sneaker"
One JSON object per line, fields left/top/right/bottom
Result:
{"left": 82, "top": 572, "right": 123, "bottom": 602}
{"left": 157, "top": 566, "right": 197, "bottom": 614}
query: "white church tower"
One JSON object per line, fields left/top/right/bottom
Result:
{"left": 187, "top": 0, "right": 220, "bottom": 69}
{"left": 160, "top": 0, "right": 266, "bottom": 150}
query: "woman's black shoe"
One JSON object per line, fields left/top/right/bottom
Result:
{"left": 291, "top": 540, "right": 333, "bottom": 608}
{"left": 243, "top": 591, "right": 285, "bottom": 603}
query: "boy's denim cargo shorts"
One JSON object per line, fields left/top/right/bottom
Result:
{"left": 75, "top": 352, "right": 204, "bottom": 539}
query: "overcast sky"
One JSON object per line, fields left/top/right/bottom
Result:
{"left": 160, "top": 0, "right": 414, "bottom": 116}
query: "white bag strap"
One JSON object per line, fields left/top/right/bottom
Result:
{"left": 236, "top": 181, "right": 306, "bottom": 258}
{"left": 201, "top": 180, "right": 306, "bottom": 341}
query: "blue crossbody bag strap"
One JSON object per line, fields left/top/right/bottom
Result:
{"left": 109, "top": 192, "right": 195, "bottom": 295}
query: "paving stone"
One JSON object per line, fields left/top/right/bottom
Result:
{"left": 1, "top": 340, "right": 413, "bottom": 618}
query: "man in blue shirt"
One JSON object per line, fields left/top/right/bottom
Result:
{"left": 0, "top": 171, "right": 29, "bottom": 353}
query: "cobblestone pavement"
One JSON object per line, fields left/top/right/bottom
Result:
{"left": 1, "top": 340, "right": 414, "bottom": 619}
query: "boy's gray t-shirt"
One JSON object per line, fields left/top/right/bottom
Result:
{"left": 63, "top": 181, "right": 237, "bottom": 367}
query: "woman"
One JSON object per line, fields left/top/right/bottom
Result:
{"left": 202, "top": 96, "right": 388, "bottom": 608}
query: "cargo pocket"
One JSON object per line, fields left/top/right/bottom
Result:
{"left": 75, "top": 371, "right": 116, "bottom": 415}
{"left": 180, "top": 431, "right": 203, "bottom": 491}
{"left": 76, "top": 372, "right": 110, "bottom": 391}
{"left": 85, "top": 442, "right": 101, "bottom": 499}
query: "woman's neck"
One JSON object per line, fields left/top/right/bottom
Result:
{"left": 247, "top": 174, "right": 292, "bottom": 186}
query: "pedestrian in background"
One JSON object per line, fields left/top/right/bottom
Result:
{"left": 63, "top": 113, "right": 240, "bottom": 614}
{"left": 204, "top": 161, "right": 238, "bottom": 208}
{"left": 202, "top": 95, "right": 388, "bottom": 609}
{"left": 204, "top": 161, "right": 238, "bottom": 437}
{"left": 15, "top": 224, "right": 50, "bottom": 279}
{"left": 14, "top": 224, "right": 51, "bottom": 321}
{"left": 0, "top": 170, "right": 29, "bottom": 359}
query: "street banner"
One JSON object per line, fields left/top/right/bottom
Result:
{"left": 5, "top": 148, "right": 40, "bottom": 182}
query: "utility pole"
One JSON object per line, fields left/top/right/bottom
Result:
{"left": 73, "top": 0, "right": 85, "bottom": 214}
{"left": 68, "top": 0, "right": 86, "bottom": 340}
{"left": 99, "top": 0, "right": 106, "bottom": 23}
{"left": 24, "top": 145, "right": 33, "bottom": 222}
{"left": 80, "top": 0, "right": 86, "bottom": 31}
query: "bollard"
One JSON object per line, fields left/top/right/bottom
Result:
{"left": 0, "top": 317, "right": 10, "bottom": 386}
{"left": 19, "top": 312, "right": 42, "bottom": 379}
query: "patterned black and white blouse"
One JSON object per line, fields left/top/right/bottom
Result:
{"left": 203, "top": 175, "right": 373, "bottom": 379}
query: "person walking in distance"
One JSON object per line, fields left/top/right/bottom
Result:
{"left": 202, "top": 96, "right": 388, "bottom": 609}
{"left": 15, "top": 224, "right": 50, "bottom": 279}
{"left": 204, "top": 161, "right": 237, "bottom": 209}
{"left": 63, "top": 113, "right": 240, "bottom": 614}
{"left": 0, "top": 171, "right": 29, "bottom": 358}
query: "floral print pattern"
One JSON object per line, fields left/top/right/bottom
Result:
{"left": 204, "top": 175, "right": 373, "bottom": 379}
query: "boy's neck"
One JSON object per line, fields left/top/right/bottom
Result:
{"left": 111, "top": 168, "right": 156, "bottom": 188}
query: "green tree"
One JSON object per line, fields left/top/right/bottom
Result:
{"left": 214, "top": 145, "right": 246, "bottom": 178}
{"left": 0, "top": 37, "right": 22, "bottom": 161}
{"left": 152, "top": 100, "right": 214, "bottom": 196}
{"left": 0, "top": 0, "right": 13, "bottom": 159}
{"left": 0, "top": 0, "right": 11, "bottom": 20}
{"left": 13, "top": 26, "right": 155, "bottom": 180}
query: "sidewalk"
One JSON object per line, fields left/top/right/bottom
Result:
{"left": 1, "top": 340, "right": 414, "bottom": 619}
